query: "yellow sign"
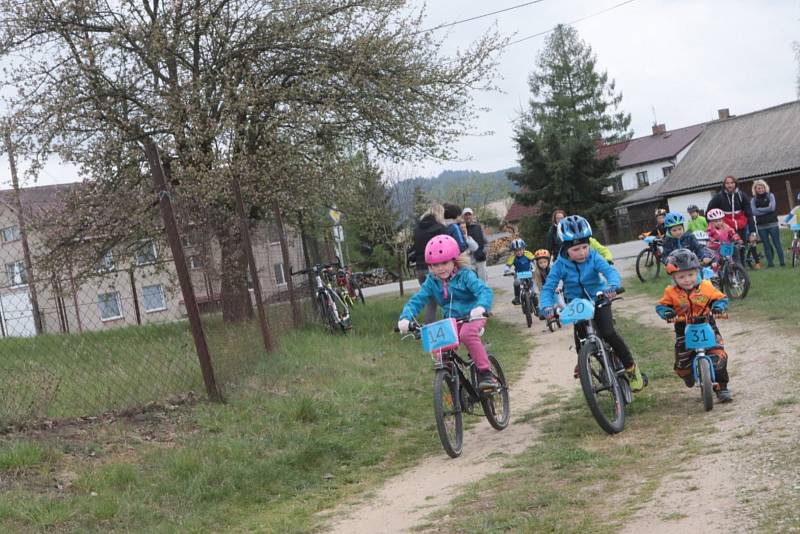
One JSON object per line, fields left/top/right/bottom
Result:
{"left": 328, "top": 208, "right": 342, "bottom": 224}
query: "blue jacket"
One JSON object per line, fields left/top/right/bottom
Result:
{"left": 661, "top": 233, "right": 712, "bottom": 264}
{"left": 446, "top": 223, "right": 468, "bottom": 252}
{"left": 400, "top": 267, "right": 493, "bottom": 321}
{"left": 540, "top": 249, "right": 620, "bottom": 309}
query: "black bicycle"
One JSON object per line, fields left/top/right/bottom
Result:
{"left": 396, "top": 315, "right": 510, "bottom": 458}
{"left": 291, "top": 263, "right": 351, "bottom": 333}
{"left": 711, "top": 241, "right": 750, "bottom": 299}
{"left": 635, "top": 236, "right": 663, "bottom": 282}
{"left": 560, "top": 288, "right": 640, "bottom": 434}
{"left": 505, "top": 271, "right": 536, "bottom": 328}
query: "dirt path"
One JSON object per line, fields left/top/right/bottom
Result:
{"left": 616, "top": 295, "right": 800, "bottom": 533}
{"left": 324, "top": 286, "right": 576, "bottom": 533}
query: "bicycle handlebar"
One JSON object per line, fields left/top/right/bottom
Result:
{"left": 290, "top": 262, "right": 341, "bottom": 277}
{"left": 394, "top": 312, "right": 492, "bottom": 333}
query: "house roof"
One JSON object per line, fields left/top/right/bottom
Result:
{"left": 618, "top": 178, "right": 670, "bottom": 207}
{"left": 658, "top": 100, "right": 800, "bottom": 196}
{"left": 504, "top": 198, "right": 541, "bottom": 223}
{"left": 0, "top": 183, "right": 80, "bottom": 216}
{"left": 596, "top": 140, "right": 629, "bottom": 160}
{"left": 613, "top": 123, "right": 705, "bottom": 169}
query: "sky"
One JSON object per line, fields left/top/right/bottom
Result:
{"left": 1, "top": 0, "right": 798, "bottom": 188}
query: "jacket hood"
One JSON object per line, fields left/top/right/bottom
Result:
{"left": 418, "top": 215, "right": 440, "bottom": 229}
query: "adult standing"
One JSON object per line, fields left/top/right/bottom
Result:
{"left": 706, "top": 175, "right": 756, "bottom": 264}
{"left": 544, "top": 208, "right": 567, "bottom": 258}
{"left": 463, "top": 207, "right": 488, "bottom": 281}
{"left": 412, "top": 203, "right": 447, "bottom": 322}
{"left": 751, "top": 180, "right": 785, "bottom": 267}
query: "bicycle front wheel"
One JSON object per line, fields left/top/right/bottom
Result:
{"left": 792, "top": 239, "right": 799, "bottom": 268}
{"left": 723, "top": 263, "right": 750, "bottom": 299}
{"left": 698, "top": 357, "right": 714, "bottom": 412}
{"left": 480, "top": 355, "right": 510, "bottom": 430}
{"left": 578, "top": 341, "right": 625, "bottom": 434}
{"left": 635, "top": 248, "right": 660, "bottom": 282}
{"left": 522, "top": 292, "right": 533, "bottom": 328}
{"left": 433, "top": 369, "right": 463, "bottom": 458}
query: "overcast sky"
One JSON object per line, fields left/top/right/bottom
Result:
{"left": 2, "top": 0, "right": 799, "bottom": 188}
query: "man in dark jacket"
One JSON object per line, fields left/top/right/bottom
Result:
{"left": 706, "top": 175, "right": 756, "bottom": 264}
{"left": 463, "top": 208, "right": 488, "bottom": 281}
{"left": 411, "top": 204, "right": 448, "bottom": 322}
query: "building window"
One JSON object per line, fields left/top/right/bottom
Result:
{"left": 662, "top": 166, "right": 674, "bottom": 177}
{"left": 189, "top": 255, "right": 206, "bottom": 270}
{"left": 273, "top": 263, "right": 286, "bottom": 285}
{"left": 97, "top": 251, "right": 115, "bottom": 272}
{"left": 609, "top": 175, "right": 623, "bottom": 193}
{"left": 1, "top": 226, "right": 20, "bottom": 243}
{"left": 135, "top": 240, "right": 158, "bottom": 266}
{"left": 5, "top": 261, "right": 27, "bottom": 287}
{"left": 636, "top": 171, "right": 649, "bottom": 188}
{"left": 98, "top": 291, "right": 123, "bottom": 321}
{"left": 267, "top": 222, "right": 282, "bottom": 244}
{"left": 142, "top": 284, "right": 167, "bottom": 312}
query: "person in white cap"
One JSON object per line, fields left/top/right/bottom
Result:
{"left": 462, "top": 207, "right": 488, "bottom": 281}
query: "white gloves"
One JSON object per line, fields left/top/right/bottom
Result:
{"left": 503, "top": 266, "right": 512, "bottom": 274}
{"left": 470, "top": 306, "right": 486, "bottom": 320}
{"left": 397, "top": 319, "right": 410, "bottom": 333}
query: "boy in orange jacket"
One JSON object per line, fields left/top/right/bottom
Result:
{"left": 655, "top": 249, "right": 732, "bottom": 402}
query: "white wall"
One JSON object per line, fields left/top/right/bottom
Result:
{"left": 619, "top": 159, "right": 675, "bottom": 191}
{"left": 668, "top": 190, "right": 714, "bottom": 216}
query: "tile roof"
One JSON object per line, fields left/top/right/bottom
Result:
{"left": 596, "top": 140, "right": 629, "bottom": 160}
{"left": 504, "top": 198, "right": 542, "bottom": 223}
{"left": 613, "top": 123, "right": 706, "bottom": 168}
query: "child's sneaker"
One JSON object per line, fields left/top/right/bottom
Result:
{"left": 626, "top": 363, "right": 646, "bottom": 392}
{"left": 511, "top": 298, "right": 520, "bottom": 305}
{"left": 682, "top": 374, "right": 695, "bottom": 388}
{"left": 477, "top": 371, "right": 499, "bottom": 391}
{"left": 716, "top": 388, "right": 733, "bottom": 403}
{"left": 753, "top": 262, "right": 762, "bottom": 270}
{"left": 573, "top": 364, "right": 580, "bottom": 379}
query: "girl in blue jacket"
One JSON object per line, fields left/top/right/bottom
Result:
{"left": 540, "top": 216, "right": 646, "bottom": 392}
{"left": 398, "top": 234, "right": 495, "bottom": 390}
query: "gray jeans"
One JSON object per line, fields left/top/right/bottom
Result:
{"left": 473, "top": 260, "right": 488, "bottom": 282}
{"left": 416, "top": 269, "right": 438, "bottom": 323}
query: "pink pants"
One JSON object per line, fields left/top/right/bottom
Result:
{"left": 458, "top": 319, "right": 490, "bottom": 372}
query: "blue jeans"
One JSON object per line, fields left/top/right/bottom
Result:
{"left": 758, "top": 226, "right": 785, "bottom": 266}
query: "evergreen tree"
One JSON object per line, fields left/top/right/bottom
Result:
{"left": 509, "top": 24, "right": 630, "bottom": 243}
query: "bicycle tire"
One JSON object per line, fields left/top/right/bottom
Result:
{"left": 433, "top": 368, "right": 463, "bottom": 458}
{"left": 635, "top": 248, "right": 660, "bottom": 282}
{"left": 792, "top": 239, "right": 799, "bottom": 268}
{"left": 522, "top": 292, "right": 533, "bottom": 328}
{"left": 699, "top": 357, "right": 714, "bottom": 412}
{"left": 723, "top": 263, "right": 749, "bottom": 299}
{"left": 318, "top": 293, "right": 338, "bottom": 332}
{"left": 327, "top": 288, "right": 351, "bottom": 333}
{"left": 578, "top": 341, "right": 625, "bottom": 434}
{"left": 481, "top": 355, "right": 510, "bottom": 431}
{"left": 356, "top": 284, "right": 366, "bottom": 305}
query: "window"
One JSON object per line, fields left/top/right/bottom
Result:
{"left": 636, "top": 171, "right": 649, "bottom": 188}
{"left": 142, "top": 284, "right": 167, "bottom": 312}
{"left": 5, "top": 261, "right": 27, "bottom": 287}
{"left": 135, "top": 240, "right": 158, "bottom": 265}
{"left": 267, "top": 222, "right": 282, "bottom": 244}
{"left": 189, "top": 255, "right": 206, "bottom": 270}
{"left": 273, "top": 263, "right": 286, "bottom": 285}
{"left": 98, "top": 291, "right": 123, "bottom": 321}
{"left": 1, "top": 226, "right": 20, "bottom": 243}
{"left": 609, "top": 175, "right": 624, "bottom": 193}
{"left": 662, "top": 166, "right": 674, "bottom": 178}
{"left": 97, "top": 251, "right": 114, "bottom": 272}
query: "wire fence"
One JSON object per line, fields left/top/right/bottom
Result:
{"left": 0, "top": 184, "right": 336, "bottom": 427}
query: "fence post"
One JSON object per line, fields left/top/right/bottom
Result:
{"left": 787, "top": 180, "right": 795, "bottom": 209}
{"left": 142, "top": 139, "right": 222, "bottom": 402}
{"left": 68, "top": 267, "right": 83, "bottom": 333}
{"left": 129, "top": 268, "right": 142, "bottom": 326}
{"left": 273, "top": 204, "right": 301, "bottom": 328}
{"left": 396, "top": 246, "right": 405, "bottom": 297}
{"left": 231, "top": 179, "right": 274, "bottom": 353}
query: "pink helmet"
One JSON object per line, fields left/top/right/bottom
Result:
{"left": 707, "top": 208, "right": 725, "bottom": 221}
{"left": 425, "top": 235, "right": 461, "bottom": 264}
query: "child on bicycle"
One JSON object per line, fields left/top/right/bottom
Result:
{"left": 531, "top": 249, "right": 566, "bottom": 312}
{"left": 706, "top": 208, "right": 741, "bottom": 266}
{"left": 661, "top": 212, "right": 714, "bottom": 266}
{"left": 639, "top": 208, "right": 667, "bottom": 239}
{"left": 539, "top": 215, "right": 646, "bottom": 391}
{"left": 504, "top": 238, "right": 535, "bottom": 306}
{"left": 655, "top": 249, "right": 732, "bottom": 402}
{"left": 397, "top": 234, "right": 496, "bottom": 390}
{"left": 686, "top": 205, "right": 708, "bottom": 233}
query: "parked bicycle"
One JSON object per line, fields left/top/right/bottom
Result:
{"left": 635, "top": 236, "right": 663, "bottom": 282}
{"left": 291, "top": 263, "right": 352, "bottom": 333}
{"left": 667, "top": 312, "right": 728, "bottom": 412}
{"left": 789, "top": 223, "right": 800, "bottom": 268}
{"left": 710, "top": 241, "right": 750, "bottom": 299}
{"left": 560, "top": 288, "right": 641, "bottom": 434}
{"left": 396, "top": 315, "right": 510, "bottom": 458}
{"left": 333, "top": 265, "right": 366, "bottom": 307}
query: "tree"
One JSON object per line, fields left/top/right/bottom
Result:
{"left": 0, "top": 0, "right": 504, "bottom": 322}
{"left": 509, "top": 24, "right": 630, "bottom": 242}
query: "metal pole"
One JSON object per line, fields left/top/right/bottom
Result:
{"left": 129, "top": 269, "right": 142, "bottom": 326}
{"left": 142, "top": 139, "right": 222, "bottom": 402}
{"left": 273, "top": 204, "right": 301, "bottom": 328}
{"left": 396, "top": 246, "right": 405, "bottom": 297}
{"left": 231, "top": 179, "right": 274, "bottom": 353}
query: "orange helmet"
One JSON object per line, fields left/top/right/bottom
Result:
{"left": 533, "top": 249, "right": 551, "bottom": 260}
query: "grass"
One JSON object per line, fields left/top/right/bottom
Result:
{"left": 422, "top": 317, "right": 719, "bottom": 533}
{"left": 0, "top": 295, "right": 531, "bottom": 533}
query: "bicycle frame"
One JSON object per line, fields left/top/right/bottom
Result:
{"left": 433, "top": 350, "right": 483, "bottom": 413}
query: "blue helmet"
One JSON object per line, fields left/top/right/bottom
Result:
{"left": 557, "top": 215, "right": 592, "bottom": 243}
{"left": 510, "top": 238, "right": 526, "bottom": 250}
{"left": 664, "top": 212, "right": 685, "bottom": 229}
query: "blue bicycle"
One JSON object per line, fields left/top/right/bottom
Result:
{"left": 669, "top": 312, "right": 727, "bottom": 412}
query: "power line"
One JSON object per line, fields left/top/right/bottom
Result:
{"left": 505, "top": 0, "right": 639, "bottom": 46}
{"left": 415, "top": 0, "right": 547, "bottom": 34}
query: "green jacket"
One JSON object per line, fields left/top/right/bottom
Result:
{"left": 686, "top": 216, "right": 708, "bottom": 233}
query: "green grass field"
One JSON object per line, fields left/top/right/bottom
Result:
{"left": 0, "top": 295, "right": 531, "bottom": 533}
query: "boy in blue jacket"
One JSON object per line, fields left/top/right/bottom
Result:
{"left": 540, "top": 215, "right": 646, "bottom": 391}
{"left": 661, "top": 212, "right": 713, "bottom": 266}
